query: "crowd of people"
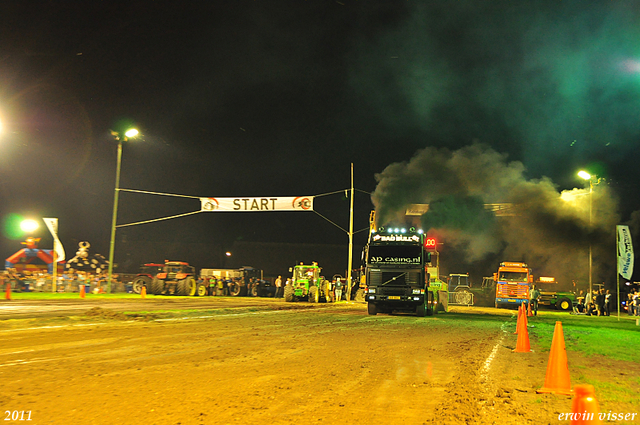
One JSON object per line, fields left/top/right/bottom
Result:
{"left": 626, "top": 290, "right": 640, "bottom": 316}
{"left": 571, "top": 288, "right": 607, "bottom": 315}
{"left": 1, "top": 268, "right": 124, "bottom": 293}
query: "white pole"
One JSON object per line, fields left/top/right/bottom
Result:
{"left": 347, "top": 163, "right": 354, "bottom": 301}
{"left": 616, "top": 227, "right": 620, "bottom": 321}
{"left": 589, "top": 179, "right": 593, "bottom": 296}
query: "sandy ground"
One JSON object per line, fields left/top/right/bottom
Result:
{"left": 0, "top": 299, "right": 638, "bottom": 425}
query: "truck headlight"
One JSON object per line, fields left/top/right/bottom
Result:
{"left": 368, "top": 288, "right": 376, "bottom": 294}
{"left": 412, "top": 289, "right": 425, "bottom": 294}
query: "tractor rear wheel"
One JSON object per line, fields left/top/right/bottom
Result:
{"left": 131, "top": 277, "right": 150, "bottom": 294}
{"left": 177, "top": 277, "right": 196, "bottom": 296}
{"left": 284, "top": 285, "right": 294, "bottom": 302}
{"left": 196, "top": 284, "right": 207, "bottom": 297}
{"left": 150, "top": 277, "right": 163, "bottom": 295}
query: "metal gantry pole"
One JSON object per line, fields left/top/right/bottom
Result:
{"left": 106, "top": 140, "right": 123, "bottom": 294}
{"left": 347, "top": 163, "right": 354, "bottom": 301}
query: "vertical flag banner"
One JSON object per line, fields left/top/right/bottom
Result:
{"left": 43, "top": 218, "right": 65, "bottom": 262}
{"left": 617, "top": 225, "right": 633, "bottom": 280}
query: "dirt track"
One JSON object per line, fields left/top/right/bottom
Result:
{"left": 0, "top": 299, "right": 638, "bottom": 424}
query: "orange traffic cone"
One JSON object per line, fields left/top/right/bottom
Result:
{"left": 570, "top": 384, "right": 601, "bottom": 424}
{"left": 79, "top": 284, "right": 86, "bottom": 299}
{"left": 141, "top": 286, "right": 147, "bottom": 298}
{"left": 528, "top": 301, "right": 533, "bottom": 317}
{"left": 537, "top": 321, "right": 572, "bottom": 395}
{"left": 5, "top": 283, "right": 11, "bottom": 300}
{"left": 514, "top": 304, "right": 523, "bottom": 334}
{"left": 513, "top": 308, "right": 531, "bottom": 353}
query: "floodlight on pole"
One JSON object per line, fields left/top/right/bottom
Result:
{"left": 20, "top": 219, "right": 39, "bottom": 233}
{"left": 106, "top": 128, "right": 138, "bottom": 294}
{"left": 577, "top": 170, "right": 591, "bottom": 180}
{"left": 578, "top": 170, "right": 594, "bottom": 297}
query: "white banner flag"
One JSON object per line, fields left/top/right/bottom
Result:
{"left": 200, "top": 196, "right": 314, "bottom": 212}
{"left": 43, "top": 217, "right": 65, "bottom": 262}
{"left": 617, "top": 225, "right": 634, "bottom": 280}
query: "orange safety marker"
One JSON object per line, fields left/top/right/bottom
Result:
{"left": 5, "top": 283, "right": 11, "bottom": 300}
{"left": 537, "top": 321, "right": 572, "bottom": 395}
{"left": 514, "top": 304, "right": 523, "bottom": 334}
{"left": 513, "top": 308, "right": 531, "bottom": 353}
{"left": 570, "top": 384, "right": 601, "bottom": 424}
{"left": 79, "top": 284, "right": 86, "bottom": 299}
{"left": 141, "top": 286, "right": 147, "bottom": 298}
{"left": 528, "top": 301, "right": 533, "bottom": 317}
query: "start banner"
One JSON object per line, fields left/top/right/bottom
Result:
{"left": 200, "top": 196, "right": 314, "bottom": 212}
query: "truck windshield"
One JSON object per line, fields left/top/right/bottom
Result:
{"left": 367, "top": 245, "right": 422, "bottom": 265}
{"left": 499, "top": 271, "right": 528, "bottom": 282}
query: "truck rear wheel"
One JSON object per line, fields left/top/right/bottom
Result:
{"left": 424, "top": 292, "right": 434, "bottom": 316}
{"left": 367, "top": 302, "right": 377, "bottom": 315}
{"left": 284, "top": 285, "right": 294, "bottom": 302}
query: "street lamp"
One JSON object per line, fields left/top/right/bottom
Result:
{"left": 106, "top": 128, "right": 138, "bottom": 293}
{"left": 578, "top": 170, "right": 594, "bottom": 297}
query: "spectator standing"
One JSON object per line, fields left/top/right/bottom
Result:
{"left": 595, "top": 289, "right": 605, "bottom": 316}
{"left": 274, "top": 275, "right": 283, "bottom": 298}
{"left": 634, "top": 291, "right": 640, "bottom": 316}
{"left": 584, "top": 289, "right": 593, "bottom": 310}
{"left": 529, "top": 284, "right": 540, "bottom": 316}
{"left": 604, "top": 290, "right": 611, "bottom": 316}
{"left": 335, "top": 278, "right": 343, "bottom": 302}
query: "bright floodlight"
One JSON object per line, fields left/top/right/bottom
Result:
{"left": 225, "top": 251, "right": 232, "bottom": 257}
{"left": 20, "top": 219, "right": 39, "bottom": 233}
{"left": 124, "top": 128, "right": 139, "bottom": 138}
{"left": 577, "top": 170, "right": 591, "bottom": 180}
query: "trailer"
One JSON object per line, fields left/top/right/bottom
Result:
{"left": 200, "top": 267, "right": 272, "bottom": 297}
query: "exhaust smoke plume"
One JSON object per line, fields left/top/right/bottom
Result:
{"left": 372, "top": 144, "right": 619, "bottom": 287}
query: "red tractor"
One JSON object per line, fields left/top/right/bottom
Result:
{"left": 148, "top": 261, "right": 206, "bottom": 296}
{"left": 131, "top": 263, "right": 165, "bottom": 294}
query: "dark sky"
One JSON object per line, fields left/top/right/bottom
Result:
{"left": 2, "top": 1, "right": 640, "bottom": 279}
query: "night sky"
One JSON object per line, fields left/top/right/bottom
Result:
{"left": 2, "top": 1, "right": 640, "bottom": 282}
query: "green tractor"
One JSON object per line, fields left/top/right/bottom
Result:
{"left": 285, "top": 264, "right": 332, "bottom": 303}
